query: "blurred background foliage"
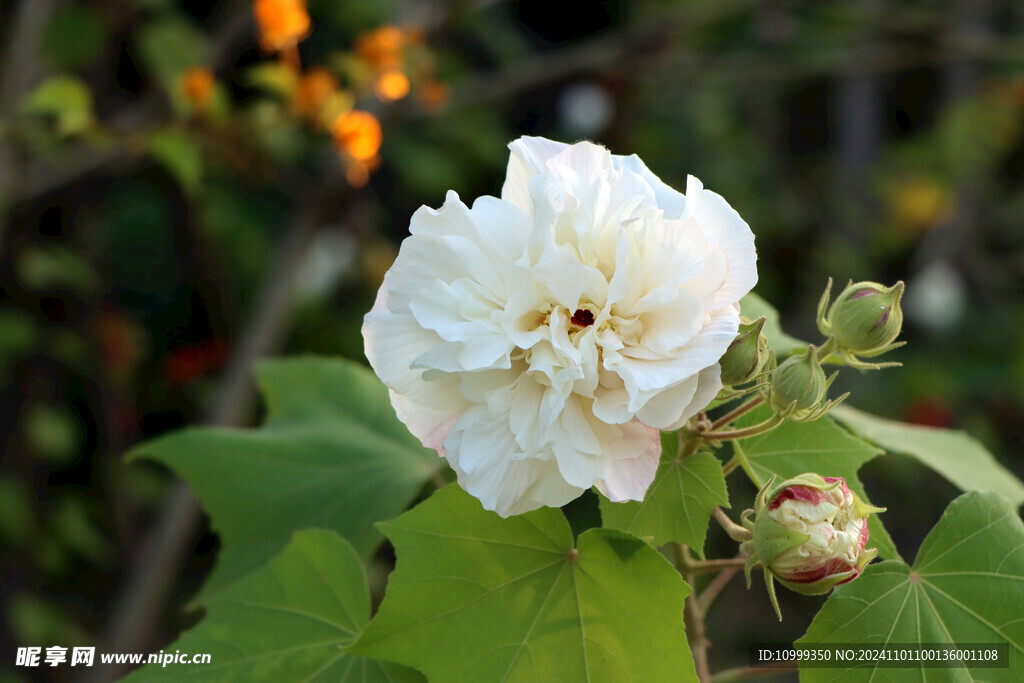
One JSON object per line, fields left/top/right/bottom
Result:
{"left": 0, "top": 0, "right": 1023, "bottom": 680}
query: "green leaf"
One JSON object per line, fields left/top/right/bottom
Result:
{"left": 8, "top": 593, "right": 90, "bottom": 647}
{"left": 123, "top": 530, "right": 423, "bottom": 682}
{"left": 733, "top": 406, "right": 899, "bottom": 560}
{"left": 739, "top": 292, "right": 806, "bottom": 357}
{"left": 353, "top": 485, "right": 698, "bottom": 682}
{"left": 600, "top": 432, "right": 728, "bottom": 558}
{"left": 833, "top": 405, "right": 1024, "bottom": 507}
{"left": 24, "top": 403, "right": 79, "bottom": 462}
{"left": 799, "top": 491, "right": 1024, "bottom": 682}
{"left": 21, "top": 75, "right": 93, "bottom": 136}
{"left": 44, "top": 5, "right": 108, "bottom": 70}
{"left": 128, "top": 356, "right": 439, "bottom": 594}
{"left": 147, "top": 129, "right": 203, "bottom": 194}
{"left": 0, "top": 476, "right": 34, "bottom": 544}
{"left": 244, "top": 63, "right": 298, "bottom": 97}
{"left": 49, "top": 497, "right": 113, "bottom": 565}
{"left": 137, "top": 18, "right": 211, "bottom": 84}
{"left": 17, "top": 245, "right": 99, "bottom": 293}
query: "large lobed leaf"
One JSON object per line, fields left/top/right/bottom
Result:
{"left": 127, "top": 356, "right": 439, "bottom": 594}
{"left": 123, "top": 530, "right": 422, "bottom": 682}
{"left": 733, "top": 405, "right": 899, "bottom": 560}
{"left": 833, "top": 405, "right": 1024, "bottom": 507}
{"left": 352, "top": 485, "right": 698, "bottom": 682}
{"left": 599, "top": 431, "right": 729, "bottom": 558}
{"left": 799, "top": 491, "right": 1024, "bottom": 682}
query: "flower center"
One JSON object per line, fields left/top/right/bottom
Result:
{"left": 570, "top": 308, "right": 595, "bottom": 328}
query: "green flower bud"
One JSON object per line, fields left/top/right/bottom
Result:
{"left": 827, "top": 281, "right": 904, "bottom": 356}
{"left": 719, "top": 316, "right": 769, "bottom": 386}
{"left": 768, "top": 345, "right": 827, "bottom": 415}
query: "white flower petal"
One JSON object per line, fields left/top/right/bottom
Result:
{"left": 673, "top": 364, "right": 724, "bottom": 430}
{"left": 389, "top": 388, "right": 464, "bottom": 456}
{"left": 594, "top": 421, "right": 662, "bottom": 502}
{"left": 635, "top": 375, "right": 700, "bottom": 430}
{"left": 611, "top": 154, "right": 688, "bottom": 220}
{"left": 609, "top": 305, "right": 739, "bottom": 398}
{"left": 502, "top": 137, "right": 571, "bottom": 215}
{"left": 363, "top": 285, "right": 441, "bottom": 393}
{"left": 445, "top": 407, "right": 583, "bottom": 516}
{"left": 409, "top": 278, "right": 513, "bottom": 371}
{"left": 684, "top": 175, "right": 758, "bottom": 306}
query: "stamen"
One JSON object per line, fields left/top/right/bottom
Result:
{"left": 571, "top": 308, "right": 595, "bottom": 327}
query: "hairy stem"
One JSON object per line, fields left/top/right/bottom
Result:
{"left": 686, "top": 592, "right": 712, "bottom": 683}
{"left": 674, "top": 544, "right": 711, "bottom": 683}
{"left": 710, "top": 396, "right": 764, "bottom": 431}
{"left": 713, "top": 507, "right": 752, "bottom": 543}
{"left": 721, "top": 456, "right": 740, "bottom": 476}
{"left": 815, "top": 335, "right": 838, "bottom": 362}
{"left": 702, "top": 413, "right": 783, "bottom": 442}
{"left": 684, "top": 557, "right": 749, "bottom": 576}
{"left": 698, "top": 565, "right": 740, "bottom": 613}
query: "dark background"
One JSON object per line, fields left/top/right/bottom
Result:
{"left": 1, "top": 0, "right": 1022, "bottom": 680}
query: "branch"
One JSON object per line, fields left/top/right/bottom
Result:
{"left": 89, "top": 202, "right": 327, "bottom": 681}
{"left": 0, "top": 0, "right": 60, "bottom": 251}
{"left": 0, "top": 0, "right": 58, "bottom": 113}
{"left": 698, "top": 565, "right": 740, "bottom": 613}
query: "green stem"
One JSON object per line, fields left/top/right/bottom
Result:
{"left": 686, "top": 592, "right": 712, "bottom": 683}
{"left": 712, "top": 507, "right": 751, "bottom": 543}
{"left": 710, "top": 396, "right": 764, "bottom": 431}
{"left": 815, "top": 336, "right": 837, "bottom": 362}
{"left": 674, "top": 544, "right": 711, "bottom": 683}
{"left": 697, "top": 564, "right": 740, "bottom": 612}
{"left": 702, "top": 413, "right": 783, "bottom": 442}
{"left": 721, "top": 456, "right": 740, "bottom": 476}
{"left": 683, "top": 557, "right": 749, "bottom": 576}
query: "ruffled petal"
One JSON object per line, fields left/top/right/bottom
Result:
{"left": 684, "top": 175, "right": 758, "bottom": 306}
{"left": 593, "top": 421, "right": 662, "bottom": 502}
{"left": 502, "top": 137, "right": 571, "bottom": 215}
{"left": 445, "top": 406, "right": 583, "bottom": 517}
{"left": 608, "top": 304, "right": 739, "bottom": 396}
{"left": 611, "top": 154, "right": 688, "bottom": 219}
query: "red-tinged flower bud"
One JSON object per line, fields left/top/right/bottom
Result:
{"left": 741, "top": 474, "right": 885, "bottom": 601}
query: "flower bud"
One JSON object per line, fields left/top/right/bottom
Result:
{"left": 826, "top": 281, "right": 904, "bottom": 355}
{"left": 719, "top": 316, "right": 769, "bottom": 386}
{"left": 768, "top": 345, "right": 827, "bottom": 415}
{"left": 741, "top": 474, "right": 885, "bottom": 601}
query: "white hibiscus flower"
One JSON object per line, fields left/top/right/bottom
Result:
{"left": 363, "top": 136, "right": 757, "bottom": 516}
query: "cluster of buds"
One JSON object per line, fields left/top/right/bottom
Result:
{"left": 738, "top": 474, "right": 885, "bottom": 620}
{"left": 718, "top": 278, "right": 905, "bottom": 424}
{"left": 817, "top": 278, "right": 905, "bottom": 370}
